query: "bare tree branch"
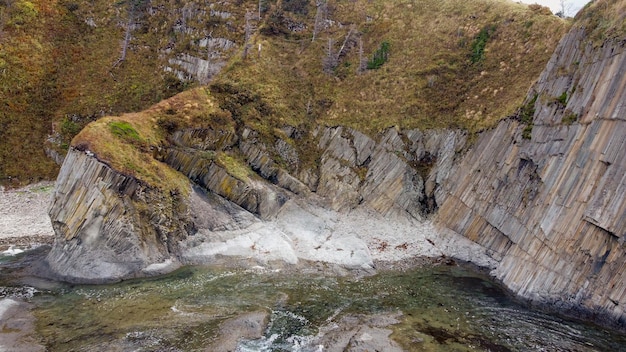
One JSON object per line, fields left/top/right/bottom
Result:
{"left": 337, "top": 26, "right": 355, "bottom": 58}
{"left": 312, "top": 0, "right": 327, "bottom": 42}
{"left": 112, "top": 4, "right": 136, "bottom": 68}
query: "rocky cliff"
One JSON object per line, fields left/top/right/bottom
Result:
{"left": 41, "top": 0, "right": 626, "bottom": 332}
{"left": 436, "top": 11, "right": 626, "bottom": 329}
{"left": 46, "top": 123, "right": 494, "bottom": 282}
{"left": 46, "top": 149, "right": 195, "bottom": 282}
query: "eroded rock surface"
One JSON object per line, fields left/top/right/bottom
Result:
{"left": 436, "top": 26, "right": 626, "bottom": 329}
{"left": 45, "top": 125, "right": 475, "bottom": 282}
{"left": 46, "top": 150, "right": 194, "bottom": 282}
{"left": 0, "top": 298, "right": 45, "bottom": 352}
{"left": 43, "top": 2, "right": 626, "bottom": 333}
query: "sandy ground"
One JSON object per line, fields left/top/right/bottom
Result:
{"left": 0, "top": 182, "right": 55, "bottom": 251}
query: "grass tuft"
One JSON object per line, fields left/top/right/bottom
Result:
{"left": 109, "top": 121, "right": 143, "bottom": 144}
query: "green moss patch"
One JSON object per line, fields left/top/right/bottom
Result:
{"left": 109, "top": 121, "right": 143, "bottom": 144}
{"left": 216, "top": 152, "right": 254, "bottom": 182}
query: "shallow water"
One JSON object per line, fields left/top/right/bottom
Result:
{"left": 1, "top": 249, "right": 626, "bottom": 351}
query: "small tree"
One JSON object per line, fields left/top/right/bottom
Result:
{"left": 322, "top": 28, "right": 356, "bottom": 75}
{"left": 367, "top": 41, "right": 390, "bottom": 70}
{"left": 242, "top": 11, "right": 255, "bottom": 59}
{"left": 322, "top": 37, "right": 337, "bottom": 74}
{"left": 556, "top": 0, "right": 573, "bottom": 18}
{"left": 112, "top": 0, "right": 148, "bottom": 68}
{"left": 312, "top": 0, "right": 327, "bottom": 42}
{"left": 357, "top": 37, "right": 366, "bottom": 74}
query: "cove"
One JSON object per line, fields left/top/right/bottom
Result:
{"left": 2, "top": 248, "right": 626, "bottom": 351}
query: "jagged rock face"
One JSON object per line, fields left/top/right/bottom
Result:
{"left": 166, "top": 38, "right": 237, "bottom": 84}
{"left": 46, "top": 150, "right": 195, "bottom": 283}
{"left": 163, "top": 5, "right": 239, "bottom": 84}
{"left": 435, "top": 27, "right": 626, "bottom": 329}
{"left": 46, "top": 123, "right": 467, "bottom": 282}
{"left": 315, "top": 127, "right": 466, "bottom": 218}
{"left": 40, "top": 2, "right": 626, "bottom": 335}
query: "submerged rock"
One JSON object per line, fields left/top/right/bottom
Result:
{"left": 0, "top": 298, "right": 45, "bottom": 352}
{"left": 314, "top": 312, "right": 404, "bottom": 352}
{"left": 207, "top": 311, "right": 269, "bottom": 352}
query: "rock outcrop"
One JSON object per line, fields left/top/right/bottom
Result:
{"left": 46, "top": 150, "right": 194, "bottom": 282}
{"left": 436, "top": 24, "right": 626, "bottom": 329}
{"left": 45, "top": 124, "right": 484, "bottom": 282}
{"left": 43, "top": 0, "right": 626, "bottom": 333}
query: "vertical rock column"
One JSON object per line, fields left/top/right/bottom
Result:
{"left": 436, "top": 27, "right": 626, "bottom": 329}
{"left": 46, "top": 149, "right": 191, "bottom": 283}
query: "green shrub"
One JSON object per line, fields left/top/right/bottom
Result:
{"left": 518, "top": 93, "right": 538, "bottom": 140}
{"left": 519, "top": 93, "right": 538, "bottom": 124}
{"left": 556, "top": 91, "right": 568, "bottom": 106}
{"left": 367, "top": 41, "right": 390, "bottom": 70}
{"left": 60, "top": 116, "right": 82, "bottom": 138}
{"left": 470, "top": 25, "right": 496, "bottom": 64}
{"left": 562, "top": 112, "right": 578, "bottom": 125}
{"left": 522, "top": 124, "right": 533, "bottom": 140}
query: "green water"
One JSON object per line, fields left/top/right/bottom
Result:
{"left": 2, "top": 249, "right": 626, "bottom": 351}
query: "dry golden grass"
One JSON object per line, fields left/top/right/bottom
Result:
{"left": 0, "top": 0, "right": 254, "bottom": 187}
{"left": 0, "top": 0, "right": 61, "bottom": 183}
{"left": 72, "top": 88, "right": 227, "bottom": 194}
{"left": 575, "top": 0, "right": 626, "bottom": 45}
{"left": 8, "top": 0, "right": 624, "bottom": 189}
{"left": 69, "top": 0, "right": 573, "bottom": 190}
{"left": 214, "top": 0, "right": 569, "bottom": 137}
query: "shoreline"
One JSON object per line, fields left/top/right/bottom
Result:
{"left": 3, "top": 182, "right": 625, "bottom": 335}
{"left": 0, "top": 182, "right": 55, "bottom": 252}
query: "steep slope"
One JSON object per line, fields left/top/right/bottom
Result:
{"left": 436, "top": 0, "right": 626, "bottom": 330}
{"left": 41, "top": 0, "right": 626, "bottom": 335}
{"left": 213, "top": 0, "right": 567, "bottom": 135}
{"left": 41, "top": 0, "right": 567, "bottom": 283}
{"left": 1, "top": 0, "right": 566, "bottom": 187}
{"left": 0, "top": 0, "right": 248, "bottom": 187}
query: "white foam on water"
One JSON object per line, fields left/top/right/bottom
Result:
{"left": 1, "top": 246, "right": 24, "bottom": 256}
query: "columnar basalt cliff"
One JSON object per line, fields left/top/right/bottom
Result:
{"left": 40, "top": 0, "right": 626, "bottom": 332}
{"left": 436, "top": 22, "right": 626, "bottom": 329}
{"left": 46, "top": 150, "right": 195, "bottom": 282}
{"left": 46, "top": 124, "right": 484, "bottom": 282}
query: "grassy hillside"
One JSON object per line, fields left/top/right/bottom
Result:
{"left": 0, "top": 0, "right": 59, "bottom": 185}
{"left": 0, "top": 0, "right": 248, "bottom": 187}
{"left": 213, "top": 0, "right": 568, "bottom": 135}
{"left": 1, "top": 0, "right": 569, "bottom": 188}
{"left": 576, "top": 0, "right": 626, "bottom": 44}
{"left": 71, "top": 88, "right": 225, "bottom": 193}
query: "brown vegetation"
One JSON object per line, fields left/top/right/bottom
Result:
{"left": 1, "top": 0, "right": 571, "bottom": 188}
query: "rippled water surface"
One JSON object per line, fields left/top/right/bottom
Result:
{"left": 1, "top": 249, "right": 626, "bottom": 351}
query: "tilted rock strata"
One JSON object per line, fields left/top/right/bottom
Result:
{"left": 435, "top": 27, "right": 626, "bottom": 329}
{"left": 46, "top": 125, "right": 473, "bottom": 281}
{"left": 46, "top": 150, "right": 194, "bottom": 282}
{"left": 44, "top": 8, "right": 626, "bottom": 333}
